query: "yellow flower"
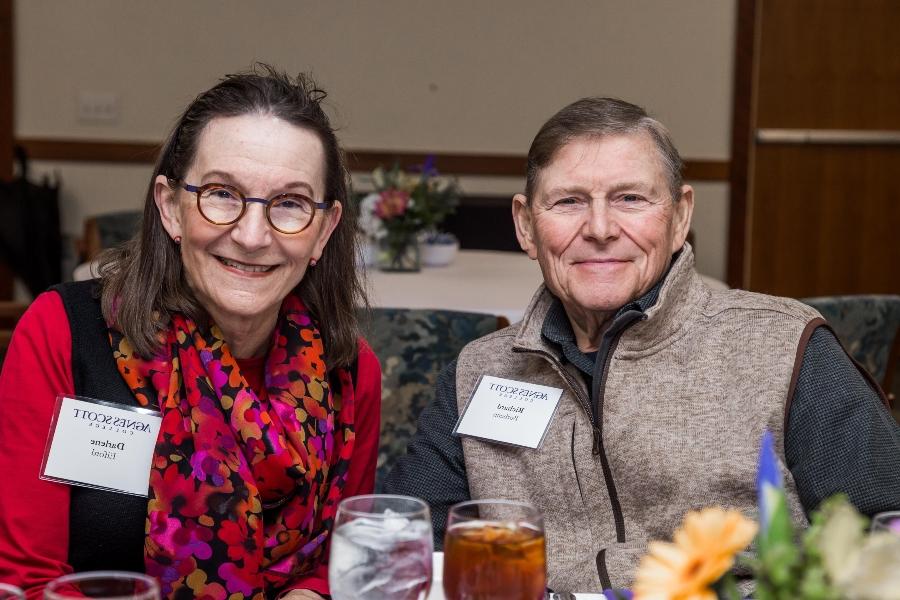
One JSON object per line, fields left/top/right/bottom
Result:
{"left": 633, "top": 508, "right": 758, "bottom": 600}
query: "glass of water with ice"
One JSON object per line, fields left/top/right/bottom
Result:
{"left": 329, "top": 494, "right": 433, "bottom": 600}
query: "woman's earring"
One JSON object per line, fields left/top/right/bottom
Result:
{"left": 309, "top": 257, "right": 318, "bottom": 267}
{"left": 174, "top": 236, "right": 182, "bottom": 245}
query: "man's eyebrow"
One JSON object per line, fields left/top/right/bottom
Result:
{"left": 606, "top": 181, "right": 658, "bottom": 195}
{"left": 198, "top": 170, "right": 315, "bottom": 196}
{"left": 541, "top": 182, "right": 658, "bottom": 199}
{"left": 542, "top": 185, "right": 590, "bottom": 198}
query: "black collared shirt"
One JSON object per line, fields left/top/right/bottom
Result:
{"left": 540, "top": 272, "right": 667, "bottom": 395}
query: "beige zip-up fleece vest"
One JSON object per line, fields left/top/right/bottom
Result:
{"left": 455, "top": 246, "right": 821, "bottom": 593}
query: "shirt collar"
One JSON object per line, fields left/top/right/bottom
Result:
{"left": 540, "top": 251, "right": 678, "bottom": 374}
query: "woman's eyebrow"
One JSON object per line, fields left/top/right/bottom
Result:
{"left": 198, "top": 170, "right": 238, "bottom": 185}
{"left": 198, "top": 171, "right": 316, "bottom": 195}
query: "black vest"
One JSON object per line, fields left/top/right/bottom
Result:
{"left": 53, "top": 281, "right": 146, "bottom": 572}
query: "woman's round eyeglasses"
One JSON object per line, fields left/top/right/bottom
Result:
{"left": 179, "top": 181, "right": 331, "bottom": 234}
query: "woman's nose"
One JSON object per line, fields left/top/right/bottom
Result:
{"left": 229, "top": 202, "right": 272, "bottom": 251}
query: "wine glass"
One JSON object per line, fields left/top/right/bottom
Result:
{"left": 871, "top": 510, "right": 900, "bottom": 534}
{"left": 43, "top": 571, "right": 159, "bottom": 599}
{"left": 0, "top": 583, "right": 25, "bottom": 600}
{"left": 443, "top": 499, "right": 546, "bottom": 600}
{"left": 329, "top": 494, "right": 433, "bottom": 600}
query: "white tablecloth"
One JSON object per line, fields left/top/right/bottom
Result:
{"left": 365, "top": 250, "right": 544, "bottom": 323}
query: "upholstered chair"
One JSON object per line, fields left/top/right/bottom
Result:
{"left": 359, "top": 308, "right": 508, "bottom": 490}
{"left": 800, "top": 295, "right": 900, "bottom": 396}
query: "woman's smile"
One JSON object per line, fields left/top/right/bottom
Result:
{"left": 215, "top": 255, "right": 278, "bottom": 274}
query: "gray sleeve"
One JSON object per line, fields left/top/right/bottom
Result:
{"left": 381, "top": 360, "right": 471, "bottom": 549}
{"left": 785, "top": 326, "right": 900, "bottom": 517}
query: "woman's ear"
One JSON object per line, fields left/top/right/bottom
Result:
{"left": 311, "top": 201, "right": 343, "bottom": 260}
{"left": 154, "top": 174, "right": 183, "bottom": 241}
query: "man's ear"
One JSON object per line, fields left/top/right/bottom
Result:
{"left": 671, "top": 184, "right": 695, "bottom": 252}
{"left": 512, "top": 194, "right": 538, "bottom": 259}
{"left": 154, "top": 174, "right": 183, "bottom": 241}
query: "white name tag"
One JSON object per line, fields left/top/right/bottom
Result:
{"left": 453, "top": 376, "right": 563, "bottom": 449}
{"left": 40, "top": 395, "right": 162, "bottom": 497}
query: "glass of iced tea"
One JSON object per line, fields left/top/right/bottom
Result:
{"left": 443, "top": 499, "right": 546, "bottom": 600}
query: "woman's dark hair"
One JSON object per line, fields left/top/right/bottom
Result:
{"left": 524, "top": 97, "right": 684, "bottom": 203}
{"left": 99, "top": 64, "right": 365, "bottom": 368}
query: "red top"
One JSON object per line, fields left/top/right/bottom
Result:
{"left": 0, "top": 291, "right": 382, "bottom": 599}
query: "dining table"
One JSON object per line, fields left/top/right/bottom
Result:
{"left": 364, "top": 249, "right": 544, "bottom": 323}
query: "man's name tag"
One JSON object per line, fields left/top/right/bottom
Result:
{"left": 453, "top": 376, "right": 563, "bottom": 449}
{"left": 40, "top": 395, "right": 162, "bottom": 497}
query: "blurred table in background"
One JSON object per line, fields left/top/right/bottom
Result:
{"left": 366, "top": 250, "right": 543, "bottom": 324}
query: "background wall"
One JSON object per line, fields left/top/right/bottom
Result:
{"left": 14, "top": 0, "right": 735, "bottom": 281}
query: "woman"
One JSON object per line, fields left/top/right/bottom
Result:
{"left": 0, "top": 66, "right": 381, "bottom": 600}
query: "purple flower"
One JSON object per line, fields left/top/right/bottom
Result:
{"left": 421, "top": 154, "right": 438, "bottom": 178}
{"left": 888, "top": 517, "right": 900, "bottom": 534}
{"left": 756, "top": 430, "right": 783, "bottom": 531}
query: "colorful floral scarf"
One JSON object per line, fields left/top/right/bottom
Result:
{"left": 109, "top": 294, "right": 355, "bottom": 599}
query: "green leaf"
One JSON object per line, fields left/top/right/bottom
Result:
{"left": 713, "top": 572, "right": 743, "bottom": 600}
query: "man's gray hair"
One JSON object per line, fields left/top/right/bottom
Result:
{"left": 525, "top": 97, "right": 684, "bottom": 202}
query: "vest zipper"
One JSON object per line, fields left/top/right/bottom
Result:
{"left": 516, "top": 309, "right": 644, "bottom": 547}
{"left": 589, "top": 309, "right": 646, "bottom": 544}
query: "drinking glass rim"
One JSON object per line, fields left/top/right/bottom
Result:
{"left": 0, "top": 582, "right": 24, "bottom": 596}
{"left": 337, "top": 493, "right": 430, "bottom": 519}
{"left": 872, "top": 510, "right": 900, "bottom": 528}
{"left": 44, "top": 570, "right": 159, "bottom": 598}
{"left": 873, "top": 510, "right": 900, "bottom": 519}
{"left": 448, "top": 498, "right": 541, "bottom": 518}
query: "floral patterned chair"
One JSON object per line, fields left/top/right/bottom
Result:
{"left": 359, "top": 307, "right": 508, "bottom": 490}
{"left": 800, "top": 295, "right": 900, "bottom": 392}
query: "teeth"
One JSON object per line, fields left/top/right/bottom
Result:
{"left": 219, "top": 257, "right": 272, "bottom": 273}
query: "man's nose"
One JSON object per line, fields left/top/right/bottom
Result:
{"left": 582, "top": 200, "right": 620, "bottom": 241}
{"left": 230, "top": 202, "right": 272, "bottom": 251}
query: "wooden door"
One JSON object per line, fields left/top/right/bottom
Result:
{"left": 730, "top": 0, "right": 900, "bottom": 296}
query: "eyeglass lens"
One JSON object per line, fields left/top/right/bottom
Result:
{"left": 198, "top": 185, "right": 316, "bottom": 233}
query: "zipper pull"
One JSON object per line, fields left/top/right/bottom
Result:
{"left": 592, "top": 426, "right": 602, "bottom": 455}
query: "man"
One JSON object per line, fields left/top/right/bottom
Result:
{"left": 383, "top": 97, "right": 900, "bottom": 592}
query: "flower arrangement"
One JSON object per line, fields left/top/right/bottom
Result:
{"left": 358, "top": 157, "right": 460, "bottom": 270}
{"left": 633, "top": 507, "right": 757, "bottom": 600}
{"left": 631, "top": 431, "right": 900, "bottom": 600}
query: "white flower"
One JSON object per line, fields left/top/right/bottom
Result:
{"left": 358, "top": 193, "right": 385, "bottom": 239}
{"left": 841, "top": 534, "right": 900, "bottom": 600}
{"left": 371, "top": 167, "right": 386, "bottom": 190}
{"left": 818, "top": 501, "right": 867, "bottom": 585}
{"left": 817, "top": 501, "right": 900, "bottom": 599}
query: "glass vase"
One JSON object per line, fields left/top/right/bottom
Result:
{"left": 378, "top": 233, "right": 421, "bottom": 272}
